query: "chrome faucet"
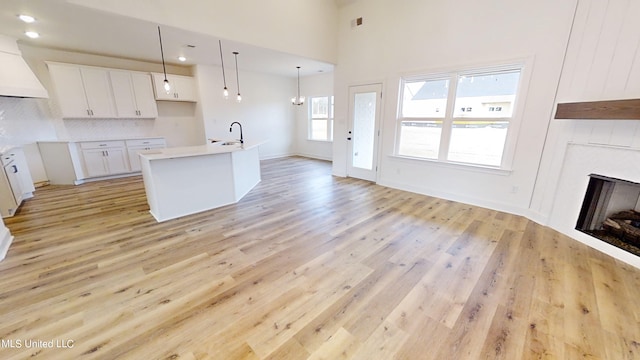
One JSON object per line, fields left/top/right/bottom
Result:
{"left": 229, "top": 121, "right": 244, "bottom": 144}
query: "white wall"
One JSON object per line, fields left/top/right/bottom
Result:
{"left": 194, "top": 64, "right": 295, "bottom": 159}
{"left": 332, "top": 0, "right": 577, "bottom": 215}
{"left": 294, "top": 72, "right": 334, "bottom": 161}
{"left": 529, "top": 0, "right": 640, "bottom": 268}
{"left": 68, "top": 0, "right": 339, "bottom": 64}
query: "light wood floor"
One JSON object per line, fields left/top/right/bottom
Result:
{"left": 1, "top": 157, "right": 639, "bottom": 359}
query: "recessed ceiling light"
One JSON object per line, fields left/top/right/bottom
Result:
{"left": 25, "top": 31, "right": 40, "bottom": 39}
{"left": 178, "top": 56, "right": 186, "bottom": 62}
{"left": 18, "top": 14, "right": 36, "bottom": 23}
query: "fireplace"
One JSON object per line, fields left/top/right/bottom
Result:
{"left": 576, "top": 174, "right": 640, "bottom": 257}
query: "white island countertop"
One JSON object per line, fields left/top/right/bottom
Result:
{"left": 139, "top": 140, "right": 263, "bottom": 161}
{"left": 139, "top": 140, "right": 263, "bottom": 222}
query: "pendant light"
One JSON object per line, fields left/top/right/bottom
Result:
{"left": 291, "top": 66, "right": 305, "bottom": 105}
{"left": 157, "top": 26, "right": 171, "bottom": 94}
{"left": 233, "top": 51, "right": 241, "bottom": 103}
{"left": 219, "top": 40, "right": 229, "bottom": 99}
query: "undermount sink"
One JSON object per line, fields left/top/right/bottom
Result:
{"left": 221, "top": 141, "right": 240, "bottom": 146}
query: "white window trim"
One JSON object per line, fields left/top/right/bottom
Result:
{"left": 395, "top": 61, "right": 530, "bottom": 171}
{"left": 308, "top": 96, "right": 334, "bottom": 142}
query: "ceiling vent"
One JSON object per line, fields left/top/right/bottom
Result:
{"left": 350, "top": 17, "right": 364, "bottom": 29}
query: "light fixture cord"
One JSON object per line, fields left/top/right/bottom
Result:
{"left": 219, "top": 40, "right": 227, "bottom": 88}
{"left": 234, "top": 52, "right": 240, "bottom": 94}
{"left": 297, "top": 66, "right": 301, "bottom": 101}
{"left": 158, "top": 26, "right": 168, "bottom": 80}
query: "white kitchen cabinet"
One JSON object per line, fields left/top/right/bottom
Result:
{"left": 10, "top": 148, "right": 35, "bottom": 197}
{"left": 126, "top": 138, "right": 166, "bottom": 172}
{"left": 39, "top": 138, "right": 166, "bottom": 185}
{"left": 0, "top": 156, "right": 23, "bottom": 218}
{"left": 47, "top": 62, "right": 117, "bottom": 118}
{"left": 151, "top": 73, "right": 197, "bottom": 102}
{"left": 81, "top": 149, "right": 110, "bottom": 178}
{"left": 80, "top": 141, "right": 130, "bottom": 178}
{"left": 0, "top": 147, "right": 34, "bottom": 218}
{"left": 110, "top": 71, "right": 158, "bottom": 118}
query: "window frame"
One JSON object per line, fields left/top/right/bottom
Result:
{"left": 308, "top": 95, "right": 334, "bottom": 142}
{"left": 395, "top": 63, "right": 526, "bottom": 170}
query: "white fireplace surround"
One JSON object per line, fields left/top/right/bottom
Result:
{"left": 549, "top": 143, "right": 640, "bottom": 268}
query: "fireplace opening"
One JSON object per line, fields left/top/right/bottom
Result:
{"left": 576, "top": 174, "right": 640, "bottom": 257}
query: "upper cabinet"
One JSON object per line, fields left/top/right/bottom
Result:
{"left": 47, "top": 62, "right": 166, "bottom": 119}
{"left": 47, "top": 63, "right": 117, "bottom": 118}
{"left": 110, "top": 70, "right": 158, "bottom": 118}
{"left": 151, "top": 73, "right": 197, "bottom": 102}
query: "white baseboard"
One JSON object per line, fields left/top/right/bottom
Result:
{"left": 377, "top": 178, "right": 526, "bottom": 217}
{"left": 293, "top": 152, "right": 333, "bottom": 162}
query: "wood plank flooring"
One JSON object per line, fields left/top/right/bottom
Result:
{"left": 0, "top": 156, "right": 639, "bottom": 359}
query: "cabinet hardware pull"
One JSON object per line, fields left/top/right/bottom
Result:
{"left": 11, "top": 165, "right": 18, "bottom": 173}
{"left": 87, "top": 109, "right": 91, "bottom": 115}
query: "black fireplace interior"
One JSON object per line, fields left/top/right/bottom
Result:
{"left": 576, "top": 174, "right": 640, "bottom": 257}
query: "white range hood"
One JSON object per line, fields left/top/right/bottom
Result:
{"left": 0, "top": 35, "right": 48, "bottom": 98}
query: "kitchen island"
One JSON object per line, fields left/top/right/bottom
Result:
{"left": 139, "top": 141, "right": 262, "bottom": 222}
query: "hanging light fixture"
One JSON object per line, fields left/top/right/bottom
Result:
{"left": 157, "top": 26, "right": 171, "bottom": 94}
{"left": 219, "top": 40, "right": 229, "bottom": 99}
{"left": 233, "top": 51, "right": 241, "bottom": 103}
{"left": 291, "top": 66, "right": 305, "bottom": 106}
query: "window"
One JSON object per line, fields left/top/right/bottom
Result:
{"left": 309, "top": 96, "right": 334, "bottom": 141}
{"left": 397, "top": 66, "right": 522, "bottom": 168}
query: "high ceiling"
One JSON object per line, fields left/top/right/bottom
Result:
{"left": 0, "top": 0, "right": 338, "bottom": 77}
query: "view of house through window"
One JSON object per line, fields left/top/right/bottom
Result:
{"left": 397, "top": 66, "right": 522, "bottom": 167}
{"left": 309, "top": 96, "right": 334, "bottom": 141}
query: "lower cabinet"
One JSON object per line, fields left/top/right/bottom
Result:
{"left": 0, "top": 148, "right": 34, "bottom": 218}
{"left": 80, "top": 141, "right": 130, "bottom": 177}
{"left": 126, "top": 138, "right": 167, "bottom": 172}
{"left": 81, "top": 148, "right": 130, "bottom": 177}
{"left": 38, "top": 138, "right": 166, "bottom": 185}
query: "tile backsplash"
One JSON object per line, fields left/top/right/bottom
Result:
{"left": 64, "top": 118, "right": 154, "bottom": 140}
{"left": 0, "top": 96, "right": 155, "bottom": 145}
{"left": 0, "top": 96, "right": 57, "bottom": 146}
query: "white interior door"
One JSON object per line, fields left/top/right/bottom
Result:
{"left": 347, "top": 84, "right": 382, "bottom": 181}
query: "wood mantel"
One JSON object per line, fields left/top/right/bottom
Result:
{"left": 555, "top": 98, "right": 640, "bottom": 120}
